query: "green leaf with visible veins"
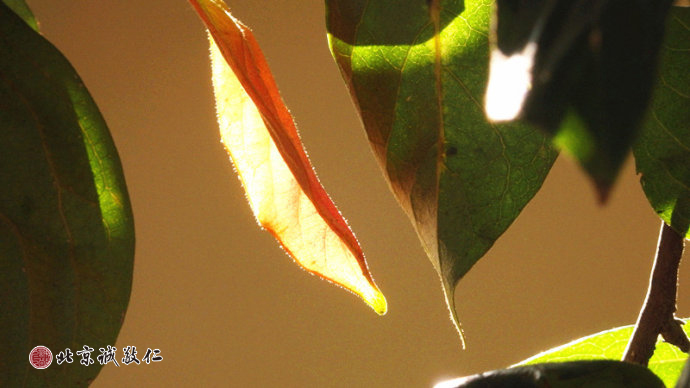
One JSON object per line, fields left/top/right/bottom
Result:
{"left": 519, "top": 321, "right": 690, "bottom": 387}
{"left": 326, "top": 0, "right": 556, "bottom": 342}
{"left": 633, "top": 6, "right": 690, "bottom": 239}
{"left": 0, "top": 2, "right": 134, "bottom": 386}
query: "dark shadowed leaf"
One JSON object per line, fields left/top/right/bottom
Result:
{"left": 487, "top": 0, "right": 674, "bottom": 198}
{"left": 435, "top": 360, "right": 664, "bottom": 388}
{"left": 0, "top": 2, "right": 134, "bottom": 386}
{"left": 2, "top": 0, "right": 36, "bottom": 30}
{"left": 633, "top": 6, "right": 690, "bottom": 239}
{"left": 326, "top": 0, "right": 556, "bottom": 343}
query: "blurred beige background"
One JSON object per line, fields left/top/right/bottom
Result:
{"left": 27, "top": 0, "right": 689, "bottom": 386}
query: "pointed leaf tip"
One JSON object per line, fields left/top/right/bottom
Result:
{"left": 442, "top": 282, "right": 466, "bottom": 349}
{"left": 367, "top": 288, "right": 388, "bottom": 316}
{"left": 190, "top": 0, "right": 386, "bottom": 314}
{"left": 595, "top": 182, "right": 612, "bottom": 205}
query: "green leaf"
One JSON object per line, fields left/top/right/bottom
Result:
{"left": 677, "top": 356, "right": 690, "bottom": 388}
{"left": 633, "top": 6, "right": 690, "bottom": 239}
{"left": 519, "top": 321, "right": 690, "bottom": 387}
{"left": 436, "top": 360, "right": 664, "bottom": 388}
{"left": 326, "top": 0, "right": 556, "bottom": 341}
{"left": 0, "top": 3, "right": 134, "bottom": 386}
{"left": 2, "top": 0, "right": 37, "bottom": 31}
{"left": 487, "top": 0, "right": 674, "bottom": 198}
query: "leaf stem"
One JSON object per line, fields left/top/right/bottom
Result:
{"left": 623, "top": 221, "right": 688, "bottom": 365}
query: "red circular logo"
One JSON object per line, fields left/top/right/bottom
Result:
{"left": 29, "top": 346, "right": 52, "bottom": 369}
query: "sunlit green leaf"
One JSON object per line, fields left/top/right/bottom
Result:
{"left": 487, "top": 0, "right": 674, "bottom": 197}
{"left": 633, "top": 6, "right": 690, "bottom": 239}
{"left": 519, "top": 321, "right": 690, "bottom": 387}
{"left": 0, "top": 2, "right": 134, "bottom": 385}
{"left": 677, "top": 356, "right": 690, "bottom": 388}
{"left": 326, "top": 0, "right": 556, "bottom": 342}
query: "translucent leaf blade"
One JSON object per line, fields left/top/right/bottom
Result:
{"left": 189, "top": 0, "right": 386, "bottom": 315}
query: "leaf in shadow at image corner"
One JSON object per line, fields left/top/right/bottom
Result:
{"left": 435, "top": 360, "right": 664, "bottom": 388}
{"left": 518, "top": 321, "right": 690, "bottom": 387}
{"left": 633, "top": 6, "right": 690, "bottom": 239}
{"left": 0, "top": 1, "right": 134, "bottom": 386}
{"left": 486, "top": 0, "right": 674, "bottom": 199}
{"left": 188, "top": 0, "right": 387, "bottom": 315}
{"left": 326, "top": 0, "right": 556, "bottom": 344}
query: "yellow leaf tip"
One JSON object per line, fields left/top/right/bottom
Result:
{"left": 364, "top": 288, "right": 388, "bottom": 316}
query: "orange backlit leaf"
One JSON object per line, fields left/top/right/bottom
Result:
{"left": 189, "top": 0, "right": 386, "bottom": 314}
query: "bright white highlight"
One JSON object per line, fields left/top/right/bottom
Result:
{"left": 485, "top": 42, "right": 537, "bottom": 122}
{"left": 433, "top": 376, "right": 472, "bottom": 388}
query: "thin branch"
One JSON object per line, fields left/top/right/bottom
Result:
{"left": 623, "top": 221, "right": 688, "bottom": 365}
